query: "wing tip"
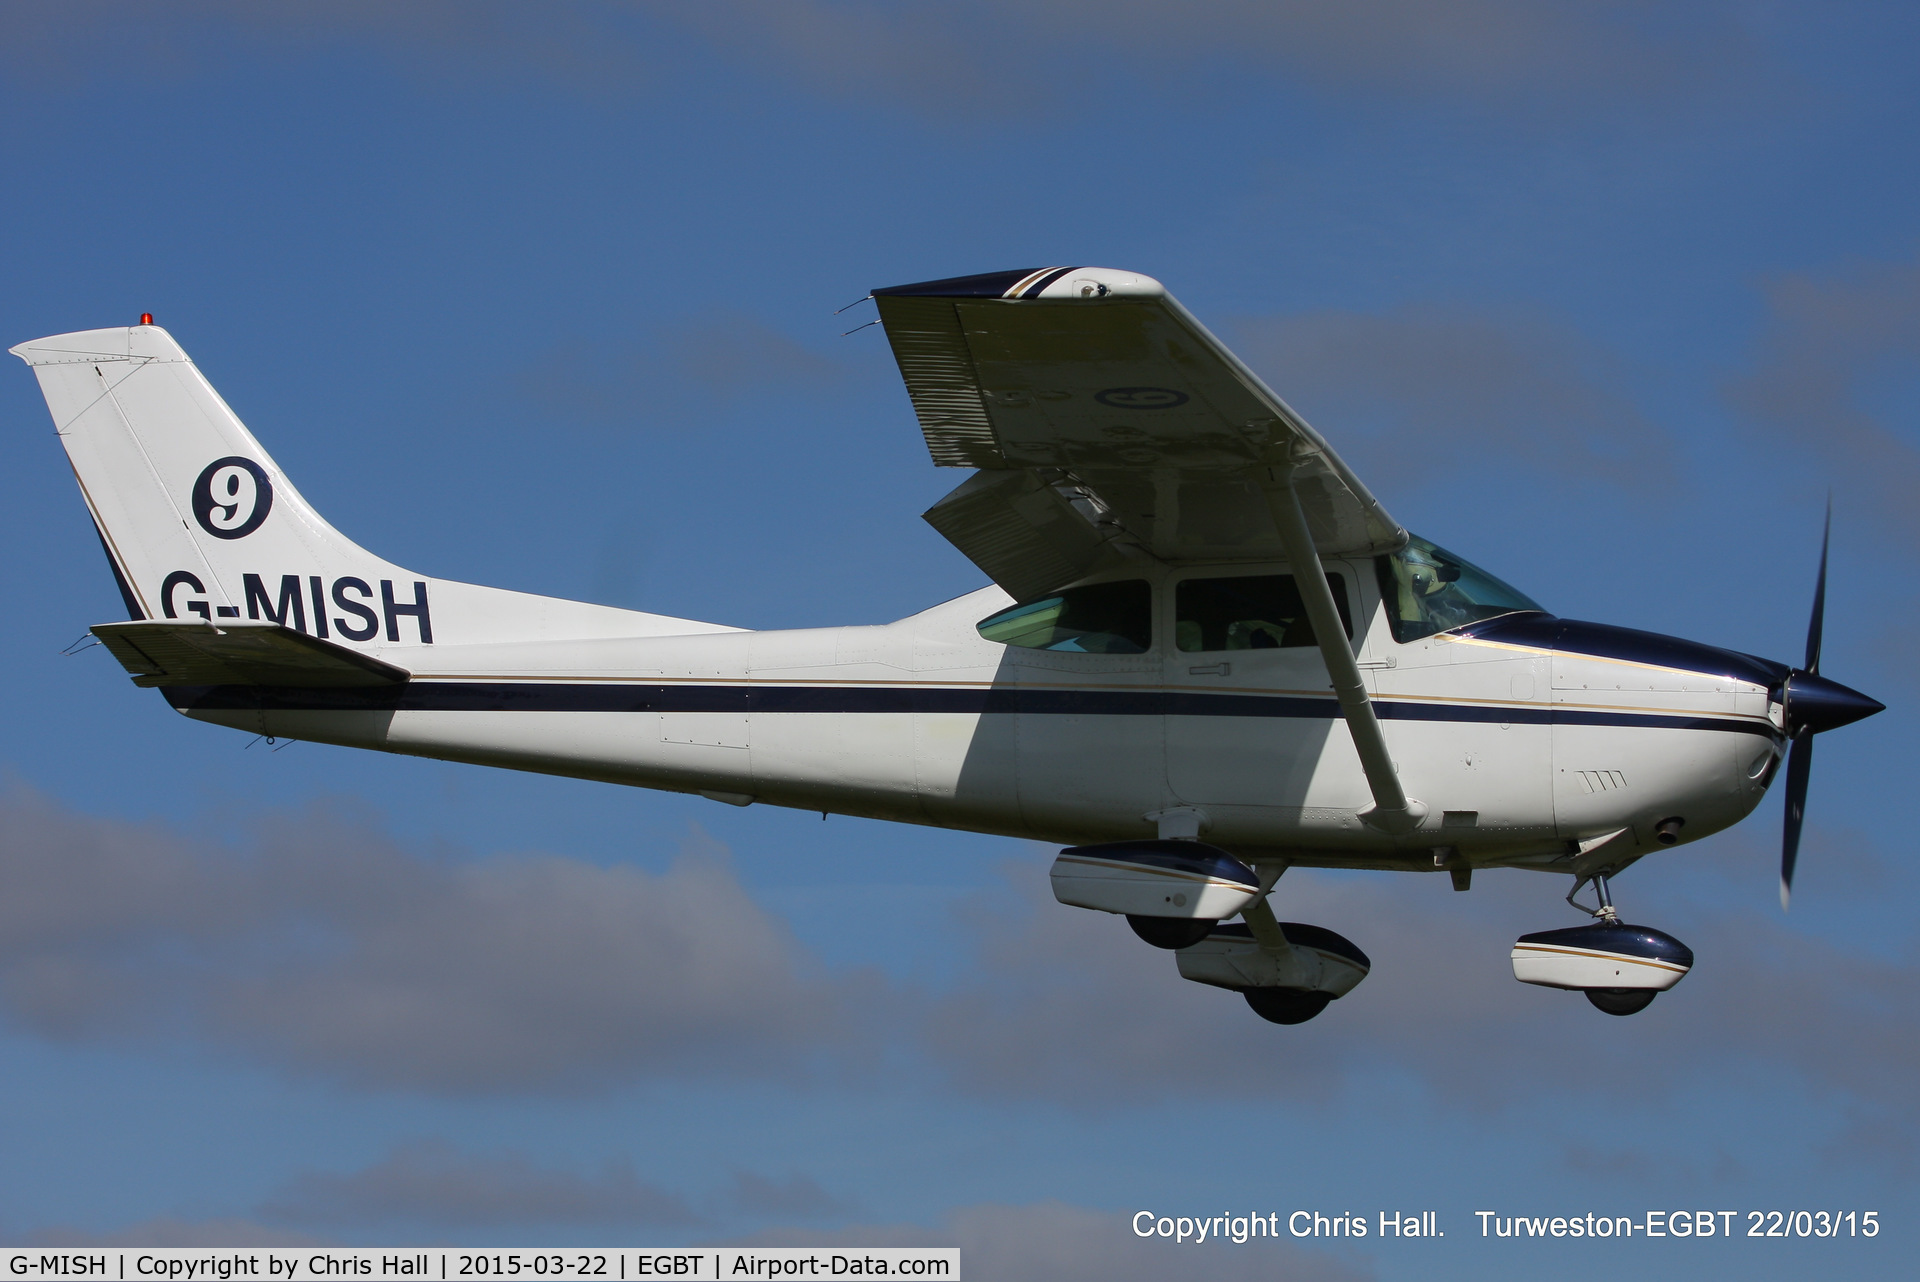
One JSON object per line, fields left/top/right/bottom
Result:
{"left": 872, "top": 266, "right": 1164, "bottom": 300}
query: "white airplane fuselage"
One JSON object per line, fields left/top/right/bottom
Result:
{"left": 22, "top": 237, "right": 1901, "bottom": 1036}
{"left": 171, "top": 562, "right": 1782, "bottom": 874}
{"left": 18, "top": 289, "right": 1884, "bottom": 1023}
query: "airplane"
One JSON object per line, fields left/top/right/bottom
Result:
{"left": 12, "top": 268, "right": 1884, "bottom": 1025}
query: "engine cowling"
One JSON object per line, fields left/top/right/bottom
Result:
{"left": 1049, "top": 839, "right": 1261, "bottom": 921}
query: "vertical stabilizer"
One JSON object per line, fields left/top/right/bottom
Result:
{"left": 12, "top": 323, "right": 733, "bottom": 648}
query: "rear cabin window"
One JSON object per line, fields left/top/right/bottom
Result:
{"left": 976, "top": 580, "right": 1152, "bottom": 654}
{"left": 1175, "top": 573, "right": 1351, "bottom": 652}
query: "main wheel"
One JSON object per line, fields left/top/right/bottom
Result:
{"left": 1585, "top": 987, "right": 1657, "bottom": 1016}
{"left": 1127, "top": 915, "right": 1215, "bottom": 950}
{"left": 1244, "top": 988, "right": 1333, "bottom": 1025}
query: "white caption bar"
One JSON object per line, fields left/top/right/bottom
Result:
{"left": 4, "top": 1251, "right": 959, "bottom": 1282}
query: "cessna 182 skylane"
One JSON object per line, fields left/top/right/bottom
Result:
{"left": 13, "top": 267, "right": 1883, "bottom": 1024}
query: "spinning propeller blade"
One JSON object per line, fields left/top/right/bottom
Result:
{"left": 1780, "top": 733, "right": 1812, "bottom": 910}
{"left": 1780, "top": 503, "right": 1827, "bottom": 910}
{"left": 1804, "top": 500, "right": 1829, "bottom": 678}
{"left": 1777, "top": 501, "right": 1883, "bottom": 909}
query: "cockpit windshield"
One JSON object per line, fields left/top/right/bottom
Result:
{"left": 1376, "top": 535, "right": 1545, "bottom": 642}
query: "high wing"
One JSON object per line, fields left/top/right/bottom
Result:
{"left": 92, "top": 621, "right": 410, "bottom": 689}
{"left": 873, "top": 266, "right": 1404, "bottom": 601}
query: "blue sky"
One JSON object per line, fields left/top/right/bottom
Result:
{"left": 0, "top": 3, "right": 1916, "bottom": 1278}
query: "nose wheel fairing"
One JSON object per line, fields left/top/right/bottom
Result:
{"left": 1511, "top": 869, "right": 1694, "bottom": 1015}
{"left": 1511, "top": 922, "right": 1694, "bottom": 994}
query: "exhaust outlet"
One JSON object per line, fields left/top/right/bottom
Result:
{"left": 1655, "top": 817, "right": 1685, "bottom": 846}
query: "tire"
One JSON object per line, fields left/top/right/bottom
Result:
{"left": 1585, "top": 987, "right": 1657, "bottom": 1016}
{"left": 1243, "top": 988, "right": 1333, "bottom": 1025}
{"left": 1127, "top": 915, "right": 1216, "bottom": 950}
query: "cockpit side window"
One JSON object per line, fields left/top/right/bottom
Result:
{"left": 976, "top": 579, "right": 1153, "bottom": 654}
{"left": 1376, "top": 535, "right": 1545, "bottom": 643}
{"left": 1174, "top": 573, "right": 1350, "bottom": 652}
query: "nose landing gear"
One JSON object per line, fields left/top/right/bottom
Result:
{"left": 1567, "top": 869, "right": 1621, "bottom": 924}
{"left": 1511, "top": 872, "right": 1694, "bottom": 1016}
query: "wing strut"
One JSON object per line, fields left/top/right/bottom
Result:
{"left": 1265, "top": 462, "right": 1427, "bottom": 834}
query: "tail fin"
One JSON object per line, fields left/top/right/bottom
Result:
{"left": 12, "top": 323, "right": 729, "bottom": 647}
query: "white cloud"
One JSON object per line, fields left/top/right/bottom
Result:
{"left": 918, "top": 850, "right": 1920, "bottom": 1165}
{"left": 0, "top": 786, "right": 882, "bottom": 1093}
{"left": 2, "top": 784, "right": 1913, "bottom": 1163}
{"left": 16, "top": 1218, "right": 328, "bottom": 1248}
{"left": 259, "top": 1139, "right": 700, "bottom": 1229}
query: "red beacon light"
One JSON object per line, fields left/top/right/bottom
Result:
{"left": 138, "top": 313, "right": 153, "bottom": 325}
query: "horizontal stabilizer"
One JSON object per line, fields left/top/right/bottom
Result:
{"left": 91, "top": 620, "right": 410, "bottom": 688}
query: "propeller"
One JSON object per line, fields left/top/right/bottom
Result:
{"left": 1777, "top": 501, "right": 1884, "bottom": 908}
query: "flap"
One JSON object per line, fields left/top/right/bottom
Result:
{"left": 91, "top": 620, "right": 410, "bottom": 688}
{"left": 922, "top": 470, "right": 1137, "bottom": 603}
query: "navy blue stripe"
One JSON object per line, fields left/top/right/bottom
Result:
{"left": 1548, "top": 707, "right": 1770, "bottom": 735}
{"left": 1374, "top": 700, "right": 1546, "bottom": 726}
{"left": 91, "top": 520, "right": 146, "bottom": 621}
{"left": 1516, "top": 923, "right": 1693, "bottom": 968}
{"left": 1371, "top": 700, "right": 1764, "bottom": 735}
{"left": 1454, "top": 614, "right": 1791, "bottom": 689}
{"left": 872, "top": 268, "right": 1045, "bottom": 298}
{"left": 159, "top": 681, "right": 1774, "bottom": 737}
{"left": 1020, "top": 266, "right": 1077, "bottom": 298}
